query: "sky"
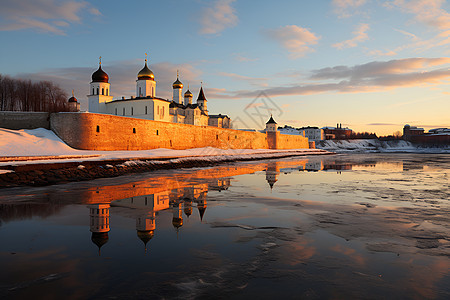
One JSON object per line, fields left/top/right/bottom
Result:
{"left": 1, "top": 0, "right": 450, "bottom": 135}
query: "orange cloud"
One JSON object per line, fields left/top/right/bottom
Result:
{"left": 266, "top": 25, "right": 320, "bottom": 59}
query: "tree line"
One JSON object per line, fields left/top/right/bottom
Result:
{"left": 0, "top": 74, "right": 70, "bottom": 112}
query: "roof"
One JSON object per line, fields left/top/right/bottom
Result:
{"left": 197, "top": 87, "right": 206, "bottom": 101}
{"left": 209, "top": 114, "right": 229, "bottom": 119}
{"left": 109, "top": 96, "right": 171, "bottom": 104}
{"left": 91, "top": 66, "right": 109, "bottom": 83}
{"left": 266, "top": 116, "right": 277, "bottom": 124}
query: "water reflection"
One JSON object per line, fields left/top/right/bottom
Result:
{"left": 0, "top": 154, "right": 448, "bottom": 299}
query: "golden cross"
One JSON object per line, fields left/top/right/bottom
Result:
{"left": 145, "top": 53, "right": 147, "bottom": 62}
{"left": 99, "top": 56, "right": 102, "bottom": 65}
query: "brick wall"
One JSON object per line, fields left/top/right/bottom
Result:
{"left": 50, "top": 112, "right": 310, "bottom": 150}
{"left": 0, "top": 112, "right": 50, "bottom": 129}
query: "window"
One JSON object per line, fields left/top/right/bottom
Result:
{"left": 139, "top": 87, "right": 141, "bottom": 96}
{"left": 131, "top": 107, "right": 134, "bottom": 115}
{"left": 156, "top": 130, "right": 159, "bottom": 135}
{"left": 96, "top": 87, "right": 99, "bottom": 95}
{"left": 92, "top": 88, "right": 94, "bottom": 95}
{"left": 102, "top": 88, "right": 104, "bottom": 95}
{"left": 145, "top": 106, "right": 148, "bottom": 114}
{"left": 96, "top": 125, "right": 100, "bottom": 133}
{"left": 106, "top": 88, "right": 109, "bottom": 96}
{"left": 123, "top": 107, "right": 125, "bottom": 115}
{"left": 133, "top": 128, "right": 136, "bottom": 134}
{"left": 115, "top": 108, "right": 117, "bottom": 115}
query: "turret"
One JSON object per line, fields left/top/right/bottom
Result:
{"left": 197, "top": 84, "right": 208, "bottom": 113}
{"left": 136, "top": 53, "right": 156, "bottom": 98}
{"left": 265, "top": 115, "right": 277, "bottom": 132}
{"left": 172, "top": 70, "right": 183, "bottom": 104}
{"left": 184, "top": 85, "right": 193, "bottom": 105}
{"left": 88, "top": 57, "right": 113, "bottom": 113}
{"left": 68, "top": 90, "right": 80, "bottom": 112}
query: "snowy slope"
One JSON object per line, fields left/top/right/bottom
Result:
{"left": 317, "top": 139, "right": 450, "bottom": 153}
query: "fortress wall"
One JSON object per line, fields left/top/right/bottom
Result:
{"left": 50, "top": 112, "right": 309, "bottom": 150}
{"left": 0, "top": 112, "right": 50, "bottom": 129}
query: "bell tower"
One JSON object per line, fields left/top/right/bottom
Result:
{"left": 136, "top": 53, "right": 156, "bottom": 98}
{"left": 88, "top": 57, "right": 113, "bottom": 113}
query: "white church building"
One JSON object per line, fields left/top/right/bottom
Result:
{"left": 87, "top": 57, "right": 230, "bottom": 128}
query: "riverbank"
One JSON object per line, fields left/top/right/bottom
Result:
{"left": 0, "top": 149, "right": 331, "bottom": 187}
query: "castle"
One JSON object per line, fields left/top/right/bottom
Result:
{"left": 87, "top": 56, "right": 231, "bottom": 128}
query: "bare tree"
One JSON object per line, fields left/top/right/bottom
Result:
{"left": 0, "top": 74, "right": 69, "bottom": 112}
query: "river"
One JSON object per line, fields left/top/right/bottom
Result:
{"left": 0, "top": 153, "right": 449, "bottom": 299}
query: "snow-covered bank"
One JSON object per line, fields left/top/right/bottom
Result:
{"left": 317, "top": 139, "right": 450, "bottom": 153}
{"left": 0, "top": 128, "right": 331, "bottom": 167}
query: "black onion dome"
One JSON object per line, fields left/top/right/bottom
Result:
{"left": 91, "top": 66, "right": 109, "bottom": 83}
{"left": 138, "top": 62, "right": 155, "bottom": 80}
{"left": 68, "top": 96, "right": 77, "bottom": 103}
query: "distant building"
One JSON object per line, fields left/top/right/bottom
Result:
{"left": 403, "top": 124, "right": 450, "bottom": 144}
{"left": 403, "top": 124, "right": 424, "bottom": 141}
{"left": 208, "top": 114, "right": 231, "bottom": 128}
{"left": 298, "top": 126, "right": 324, "bottom": 143}
{"left": 278, "top": 125, "right": 300, "bottom": 135}
{"left": 322, "top": 123, "right": 352, "bottom": 140}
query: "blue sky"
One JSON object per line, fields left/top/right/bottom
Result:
{"left": 1, "top": 0, "right": 450, "bottom": 135}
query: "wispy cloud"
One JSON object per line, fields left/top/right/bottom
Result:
{"left": 199, "top": 0, "right": 238, "bottom": 35}
{"left": 333, "top": 23, "right": 369, "bottom": 49}
{"left": 213, "top": 57, "right": 450, "bottom": 99}
{"left": 0, "top": 0, "right": 100, "bottom": 35}
{"left": 233, "top": 53, "right": 259, "bottom": 62}
{"left": 218, "top": 72, "right": 268, "bottom": 87}
{"left": 265, "top": 25, "right": 320, "bottom": 59}
{"left": 332, "top": 0, "right": 367, "bottom": 18}
{"left": 384, "top": 0, "right": 450, "bottom": 29}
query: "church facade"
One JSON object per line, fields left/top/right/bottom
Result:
{"left": 87, "top": 57, "right": 231, "bottom": 128}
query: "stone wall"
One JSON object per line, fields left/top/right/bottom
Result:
{"left": 50, "top": 112, "right": 310, "bottom": 151}
{"left": 0, "top": 112, "right": 50, "bottom": 129}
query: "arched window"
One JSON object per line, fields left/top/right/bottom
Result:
{"left": 115, "top": 108, "right": 117, "bottom": 115}
{"left": 96, "top": 87, "right": 99, "bottom": 95}
{"left": 139, "top": 87, "right": 142, "bottom": 96}
{"left": 102, "top": 88, "right": 104, "bottom": 95}
{"left": 92, "top": 88, "right": 94, "bottom": 95}
{"left": 131, "top": 107, "right": 134, "bottom": 115}
{"left": 145, "top": 106, "right": 148, "bottom": 114}
{"left": 106, "top": 89, "right": 109, "bottom": 96}
{"left": 123, "top": 107, "right": 125, "bottom": 115}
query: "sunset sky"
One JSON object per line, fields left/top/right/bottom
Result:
{"left": 1, "top": 0, "right": 450, "bottom": 135}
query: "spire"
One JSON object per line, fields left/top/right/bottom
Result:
{"left": 197, "top": 86, "right": 206, "bottom": 101}
{"left": 72, "top": 89, "right": 74, "bottom": 97}
{"left": 99, "top": 56, "right": 102, "bottom": 66}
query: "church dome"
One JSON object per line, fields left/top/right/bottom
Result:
{"left": 91, "top": 66, "right": 109, "bottom": 83}
{"left": 138, "top": 62, "right": 155, "bottom": 81}
{"left": 68, "top": 96, "right": 77, "bottom": 103}
{"left": 173, "top": 78, "right": 183, "bottom": 89}
{"left": 172, "top": 217, "right": 183, "bottom": 228}
{"left": 184, "top": 89, "right": 193, "bottom": 97}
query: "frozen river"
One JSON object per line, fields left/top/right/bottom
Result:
{"left": 0, "top": 153, "right": 449, "bottom": 299}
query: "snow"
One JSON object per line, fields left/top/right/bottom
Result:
{"left": 0, "top": 128, "right": 330, "bottom": 167}
{"left": 317, "top": 139, "right": 450, "bottom": 153}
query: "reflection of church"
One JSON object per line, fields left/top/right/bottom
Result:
{"left": 86, "top": 178, "right": 230, "bottom": 253}
{"left": 89, "top": 204, "right": 110, "bottom": 255}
